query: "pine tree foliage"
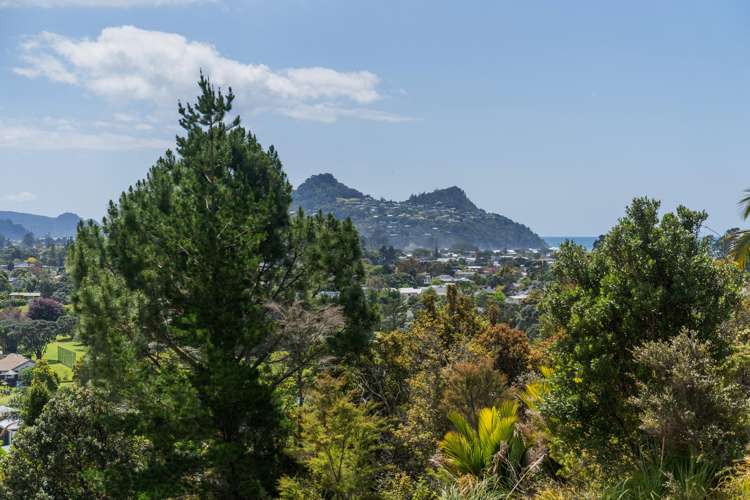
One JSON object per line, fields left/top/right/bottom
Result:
{"left": 67, "top": 75, "right": 374, "bottom": 498}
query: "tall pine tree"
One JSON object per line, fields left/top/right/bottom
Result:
{"left": 69, "top": 75, "right": 374, "bottom": 498}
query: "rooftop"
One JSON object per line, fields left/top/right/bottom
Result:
{"left": 0, "top": 354, "right": 33, "bottom": 372}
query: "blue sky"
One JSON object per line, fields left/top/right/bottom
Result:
{"left": 0, "top": 0, "right": 748, "bottom": 236}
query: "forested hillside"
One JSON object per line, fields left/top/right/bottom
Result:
{"left": 0, "top": 212, "right": 81, "bottom": 239}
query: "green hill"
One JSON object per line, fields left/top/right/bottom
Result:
{"left": 0, "top": 211, "right": 81, "bottom": 238}
{"left": 292, "top": 174, "right": 546, "bottom": 250}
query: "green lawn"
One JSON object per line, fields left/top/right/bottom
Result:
{"left": 41, "top": 337, "right": 88, "bottom": 384}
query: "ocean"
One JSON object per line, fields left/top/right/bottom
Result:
{"left": 543, "top": 236, "right": 598, "bottom": 251}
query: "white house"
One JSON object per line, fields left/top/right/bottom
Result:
{"left": 398, "top": 287, "right": 423, "bottom": 298}
{"left": 8, "top": 292, "right": 41, "bottom": 301}
{"left": 0, "top": 406, "right": 20, "bottom": 451}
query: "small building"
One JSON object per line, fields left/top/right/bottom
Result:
{"left": 398, "top": 287, "right": 423, "bottom": 298}
{"left": 435, "top": 274, "right": 456, "bottom": 283}
{"left": 506, "top": 292, "right": 529, "bottom": 305}
{"left": 0, "top": 406, "right": 20, "bottom": 451}
{"left": 9, "top": 292, "right": 41, "bottom": 301}
{"left": 0, "top": 354, "right": 35, "bottom": 388}
{"left": 416, "top": 272, "right": 431, "bottom": 285}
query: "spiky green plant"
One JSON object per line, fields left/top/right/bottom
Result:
{"left": 519, "top": 366, "right": 552, "bottom": 413}
{"left": 731, "top": 189, "right": 750, "bottom": 267}
{"left": 603, "top": 451, "right": 715, "bottom": 500}
{"left": 438, "top": 401, "right": 526, "bottom": 481}
{"left": 438, "top": 476, "right": 507, "bottom": 499}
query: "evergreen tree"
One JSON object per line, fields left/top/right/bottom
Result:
{"left": 540, "top": 198, "right": 743, "bottom": 462}
{"left": 68, "top": 75, "right": 374, "bottom": 498}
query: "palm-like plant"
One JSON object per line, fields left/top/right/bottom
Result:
{"left": 438, "top": 401, "right": 526, "bottom": 480}
{"left": 518, "top": 366, "right": 552, "bottom": 413}
{"left": 731, "top": 189, "right": 750, "bottom": 267}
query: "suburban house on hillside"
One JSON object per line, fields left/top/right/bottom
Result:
{"left": 0, "top": 406, "right": 20, "bottom": 451}
{"left": 0, "top": 354, "right": 34, "bottom": 388}
{"left": 8, "top": 292, "right": 41, "bottom": 302}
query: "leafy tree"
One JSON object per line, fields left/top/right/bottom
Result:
{"left": 12, "top": 316, "right": 74, "bottom": 360}
{"left": 373, "top": 289, "right": 410, "bottom": 332}
{"left": 279, "top": 375, "right": 385, "bottom": 499}
{"left": 472, "top": 324, "right": 530, "bottom": 384}
{"left": 0, "top": 308, "right": 23, "bottom": 353}
{"left": 629, "top": 331, "right": 749, "bottom": 466}
{"left": 440, "top": 358, "right": 511, "bottom": 428}
{"left": 68, "top": 75, "right": 373, "bottom": 497}
{"left": 27, "top": 297, "right": 64, "bottom": 322}
{"left": 263, "top": 301, "right": 345, "bottom": 437}
{"left": 0, "top": 270, "right": 9, "bottom": 293}
{"left": 540, "top": 198, "right": 743, "bottom": 461}
{"left": 2, "top": 386, "right": 146, "bottom": 499}
{"left": 21, "top": 232, "right": 35, "bottom": 249}
{"left": 359, "top": 286, "right": 488, "bottom": 474}
{"left": 379, "top": 245, "right": 399, "bottom": 266}
{"left": 20, "top": 360, "right": 60, "bottom": 425}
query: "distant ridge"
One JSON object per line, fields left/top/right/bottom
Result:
{"left": 292, "top": 173, "right": 546, "bottom": 250}
{"left": 407, "top": 186, "right": 477, "bottom": 211}
{"left": 293, "top": 173, "right": 365, "bottom": 209}
{"left": 0, "top": 211, "right": 82, "bottom": 239}
{"left": 0, "top": 219, "right": 29, "bottom": 241}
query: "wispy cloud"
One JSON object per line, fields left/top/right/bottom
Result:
{"left": 14, "top": 26, "right": 411, "bottom": 123}
{"left": 281, "top": 104, "right": 416, "bottom": 124}
{"left": 0, "top": 116, "right": 170, "bottom": 150}
{"left": 1, "top": 192, "right": 37, "bottom": 202}
{"left": 0, "top": 0, "right": 207, "bottom": 7}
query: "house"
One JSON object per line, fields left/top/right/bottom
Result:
{"left": 416, "top": 272, "right": 431, "bottom": 285}
{"left": 435, "top": 274, "right": 456, "bottom": 283}
{"left": 0, "top": 354, "right": 35, "bottom": 388}
{"left": 0, "top": 406, "right": 20, "bottom": 451}
{"left": 455, "top": 270, "right": 476, "bottom": 279}
{"left": 8, "top": 292, "right": 41, "bottom": 301}
{"left": 506, "top": 292, "right": 529, "bottom": 305}
{"left": 398, "top": 287, "right": 423, "bottom": 298}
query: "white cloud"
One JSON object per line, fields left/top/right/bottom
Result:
{"left": 1, "top": 192, "right": 37, "bottom": 202}
{"left": 13, "top": 26, "right": 409, "bottom": 123}
{"left": 281, "top": 104, "right": 415, "bottom": 124}
{"left": 1, "top": 0, "right": 206, "bottom": 7}
{"left": 0, "top": 116, "right": 170, "bottom": 150}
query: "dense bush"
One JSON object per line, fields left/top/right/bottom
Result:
{"left": 27, "top": 297, "right": 64, "bottom": 322}
{"left": 629, "top": 331, "right": 749, "bottom": 466}
{"left": 540, "top": 198, "right": 744, "bottom": 461}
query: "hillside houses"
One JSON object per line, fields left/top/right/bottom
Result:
{"left": 0, "top": 354, "right": 34, "bottom": 388}
{"left": 366, "top": 246, "right": 556, "bottom": 328}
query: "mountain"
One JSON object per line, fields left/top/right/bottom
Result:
{"left": 407, "top": 186, "right": 477, "bottom": 212}
{"left": 0, "top": 219, "right": 30, "bottom": 241}
{"left": 0, "top": 211, "right": 82, "bottom": 239}
{"left": 292, "top": 174, "right": 546, "bottom": 250}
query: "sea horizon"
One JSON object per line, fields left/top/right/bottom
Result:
{"left": 543, "top": 236, "right": 598, "bottom": 250}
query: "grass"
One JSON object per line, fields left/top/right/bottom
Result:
{"left": 40, "top": 336, "right": 87, "bottom": 384}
